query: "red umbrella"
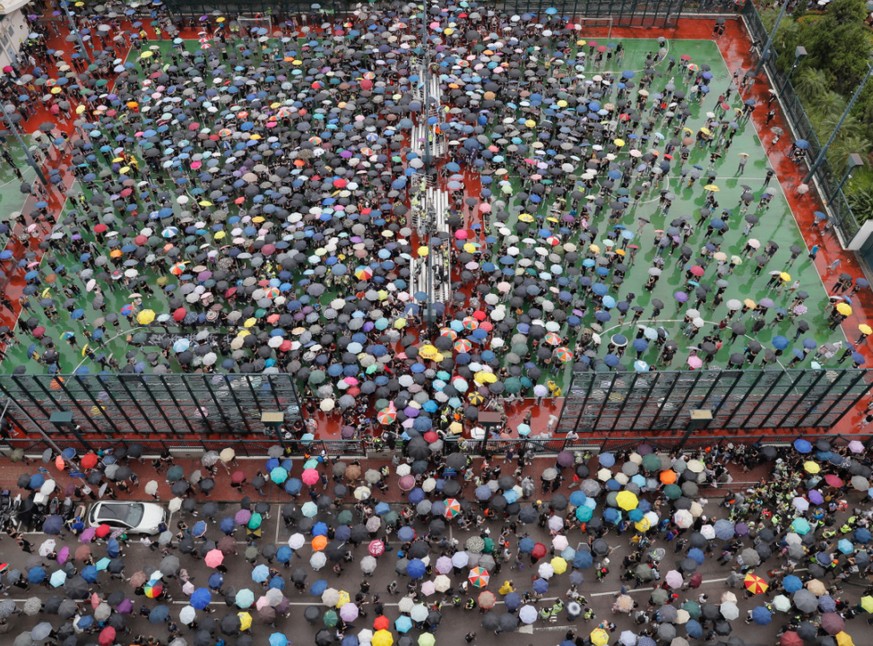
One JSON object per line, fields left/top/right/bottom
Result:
{"left": 368, "top": 540, "right": 385, "bottom": 557}
{"left": 231, "top": 471, "right": 246, "bottom": 484}
{"left": 823, "top": 474, "right": 844, "bottom": 488}
{"left": 81, "top": 453, "right": 99, "bottom": 469}
{"left": 689, "top": 265, "right": 705, "bottom": 277}
{"left": 95, "top": 524, "right": 112, "bottom": 539}
{"left": 373, "top": 615, "right": 390, "bottom": 631}
{"left": 173, "top": 307, "right": 187, "bottom": 322}
{"left": 531, "top": 543, "right": 547, "bottom": 560}
{"left": 780, "top": 632, "right": 803, "bottom": 646}
{"left": 98, "top": 626, "right": 116, "bottom": 645}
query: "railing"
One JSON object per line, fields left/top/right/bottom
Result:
{"left": 0, "top": 373, "right": 303, "bottom": 440}
{"left": 740, "top": 2, "right": 862, "bottom": 241}
{"left": 558, "top": 367, "right": 873, "bottom": 434}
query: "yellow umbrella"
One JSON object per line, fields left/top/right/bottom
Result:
{"left": 243, "top": 317, "right": 257, "bottom": 328}
{"left": 419, "top": 344, "right": 439, "bottom": 360}
{"left": 614, "top": 138, "right": 625, "bottom": 147}
{"left": 417, "top": 246, "right": 429, "bottom": 257}
{"left": 835, "top": 632, "right": 854, "bottom": 646}
{"left": 468, "top": 391, "right": 484, "bottom": 405}
{"left": 616, "top": 491, "right": 639, "bottom": 511}
{"left": 590, "top": 628, "right": 609, "bottom": 646}
{"left": 780, "top": 272, "right": 791, "bottom": 282}
{"left": 524, "top": 119, "right": 536, "bottom": 128}
{"left": 463, "top": 243, "right": 479, "bottom": 253}
{"left": 518, "top": 213, "right": 535, "bottom": 223}
{"left": 373, "top": 630, "right": 394, "bottom": 646}
{"left": 589, "top": 244, "right": 600, "bottom": 253}
{"left": 699, "top": 127, "right": 712, "bottom": 136}
{"left": 336, "top": 590, "right": 350, "bottom": 608}
{"left": 449, "top": 421, "right": 463, "bottom": 435}
{"left": 859, "top": 324, "right": 873, "bottom": 336}
{"left": 139, "top": 50, "right": 153, "bottom": 59}
{"left": 860, "top": 596, "right": 873, "bottom": 613}
{"left": 743, "top": 298, "right": 756, "bottom": 309}
{"left": 550, "top": 557, "right": 567, "bottom": 574}
{"left": 394, "top": 318, "right": 407, "bottom": 329}
{"left": 837, "top": 303, "right": 853, "bottom": 316}
{"left": 474, "top": 371, "right": 498, "bottom": 385}
{"left": 803, "top": 461, "right": 820, "bottom": 474}
{"left": 238, "top": 611, "right": 252, "bottom": 631}
{"left": 703, "top": 184, "right": 720, "bottom": 192}
{"left": 136, "top": 309, "right": 155, "bottom": 325}
{"left": 634, "top": 517, "right": 652, "bottom": 532}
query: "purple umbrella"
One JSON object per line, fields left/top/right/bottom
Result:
{"left": 674, "top": 291, "right": 688, "bottom": 303}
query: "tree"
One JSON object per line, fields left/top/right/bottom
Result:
{"left": 798, "top": 0, "right": 872, "bottom": 93}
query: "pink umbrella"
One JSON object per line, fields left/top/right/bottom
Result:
{"left": 57, "top": 546, "right": 70, "bottom": 564}
{"left": 687, "top": 356, "right": 703, "bottom": 370}
{"left": 301, "top": 469, "right": 320, "bottom": 486}
{"left": 79, "top": 527, "right": 96, "bottom": 543}
{"left": 399, "top": 475, "right": 415, "bottom": 491}
{"left": 665, "top": 569, "right": 684, "bottom": 589}
{"left": 204, "top": 549, "right": 224, "bottom": 568}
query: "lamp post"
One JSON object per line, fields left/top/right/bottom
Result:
{"left": 780, "top": 45, "right": 807, "bottom": 93}
{"left": 755, "top": 0, "right": 789, "bottom": 75}
{"left": 2, "top": 105, "right": 48, "bottom": 185}
{"left": 59, "top": 1, "right": 92, "bottom": 64}
{"left": 804, "top": 62, "right": 873, "bottom": 184}
{"left": 836, "top": 153, "right": 865, "bottom": 194}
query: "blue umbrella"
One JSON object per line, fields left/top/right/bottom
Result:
{"left": 251, "top": 564, "right": 270, "bottom": 583}
{"left": 795, "top": 139, "right": 810, "bottom": 149}
{"left": 27, "top": 567, "right": 46, "bottom": 584}
{"left": 519, "top": 537, "right": 535, "bottom": 553}
{"left": 191, "top": 588, "right": 212, "bottom": 610}
{"left": 406, "top": 559, "right": 426, "bottom": 579}
{"left": 772, "top": 336, "right": 789, "bottom": 350}
{"left": 270, "top": 634, "right": 289, "bottom": 646}
{"left": 599, "top": 453, "right": 616, "bottom": 467}
{"left": 395, "top": 615, "right": 413, "bottom": 633}
{"left": 573, "top": 551, "right": 594, "bottom": 569}
{"left": 532, "top": 578, "right": 549, "bottom": 594}
{"left": 782, "top": 575, "right": 802, "bottom": 593}
{"left": 793, "top": 439, "right": 812, "bottom": 454}
{"left": 751, "top": 605, "right": 771, "bottom": 625}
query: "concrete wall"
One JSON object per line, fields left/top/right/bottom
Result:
{"left": 0, "top": 8, "right": 30, "bottom": 71}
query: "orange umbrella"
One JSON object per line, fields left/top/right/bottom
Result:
{"left": 312, "top": 536, "right": 327, "bottom": 551}
{"left": 659, "top": 470, "right": 677, "bottom": 485}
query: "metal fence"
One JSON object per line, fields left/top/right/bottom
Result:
{"left": 163, "top": 0, "right": 685, "bottom": 28}
{"left": 740, "top": 2, "right": 861, "bottom": 242}
{"left": 558, "top": 367, "right": 872, "bottom": 435}
{"left": 0, "top": 373, "right": 302, "bottom": 442}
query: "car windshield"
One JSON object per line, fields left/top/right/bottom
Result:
{"left": 101, "top": 503, "right": 144, "bottom": 527}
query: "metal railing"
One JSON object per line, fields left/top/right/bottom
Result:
{"left": 740, "top": 2, "right": 862, "bottom": 241}
{"left": 558, "top": 366, "right": 873, "bottom": 434}
{"left": 0, "top": 373, "right": 302, "bottom": 440}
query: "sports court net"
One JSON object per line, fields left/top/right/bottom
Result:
{"left": 571, "top": 17, "right": 613, "bottom": 41}
{"left": 235, "top": 15, "right": 274, "bottom": 37}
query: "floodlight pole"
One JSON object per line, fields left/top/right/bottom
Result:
{"left": 59, "top": 1, "right": 92, "bottom": 64}
{"left": 803, "top": 62, "right": 873, "bottom": 184}
{"left": 2, "top": 107, "right": 48, "bottom": 185}
{"left": 754, "top": 0, "right": 788, "bottom": 75}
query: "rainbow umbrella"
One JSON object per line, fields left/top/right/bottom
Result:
{"left": 444, "top": 498, "right": 462, "bottom": 519}
{"left": 554, "top": 347, "right": 573, "bottom": 362}
{"left": 468, "top": 567, "right": 490, "bottom": 588}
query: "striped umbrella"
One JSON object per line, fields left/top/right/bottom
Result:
{"left": 468, "top": 566, "right": 490, "bottom": 588}
{"left": 744, "top": 573, "right": 769, "bottom": 595}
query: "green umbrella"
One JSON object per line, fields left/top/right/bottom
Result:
{"left": 664, "top": 484, "right": 682, "bottom": 500}
{"left": 323, "top": 609, "right": 338, "bottom": 627}
{"left": 641, "top": 454, "right": 661, "bottom": 473}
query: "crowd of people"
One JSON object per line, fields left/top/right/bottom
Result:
{"left": 1, "top": 435, "right": 872, "bottom": 645}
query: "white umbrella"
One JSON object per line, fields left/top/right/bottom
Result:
{"left": 179, "top": 605, "right": 196, "bottom": 625}
{"left": 39, "top": 539, "right": 57, "bottom": 557}
{"left": 433, "top": 575, "right": 451, "bottom": 593}
{"left": 310, "top": 552, "right": 327, "bottom": 570}
{"left": 288, "top": 533, "right": 305, "bottom": 549}
{"left": 360, "top": 556, "right": 377, "bottom": 574}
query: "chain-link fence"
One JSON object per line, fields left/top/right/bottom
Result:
{"left": 741, "top": 2, "right": 861, "bottom": 242}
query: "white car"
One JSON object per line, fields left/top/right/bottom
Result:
{"left": 87, "top": 502, "right": 166, "bottom": 535}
